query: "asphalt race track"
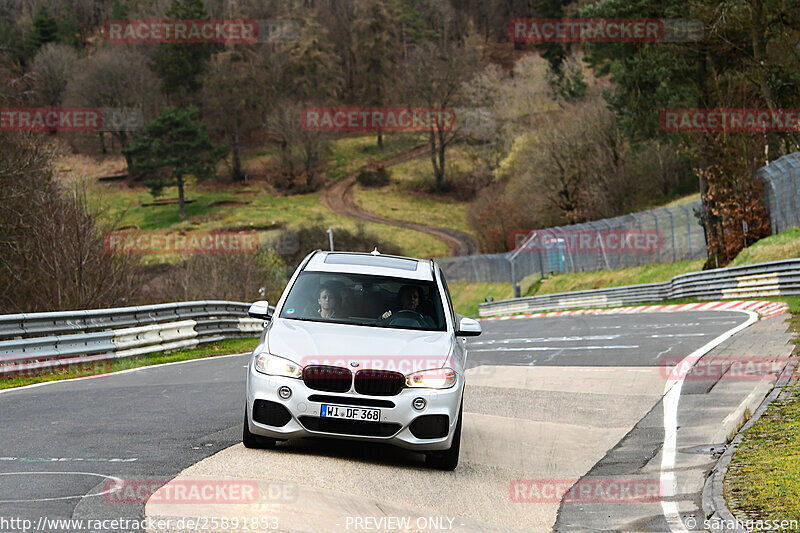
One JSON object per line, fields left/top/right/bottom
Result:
{"left": 0, "top": 310, "right": 793, "bottom": 532}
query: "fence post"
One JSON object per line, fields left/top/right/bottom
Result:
{"left": 666, "top": 208, "right": 677, "bottom": 263}
{"left": 648, "top": 211, "right": 661, "bottom": 263}
{"left": 677, "top": 204, "right": 692, "bottom": 260}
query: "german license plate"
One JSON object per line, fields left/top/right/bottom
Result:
{"left": 320, "top": 404, "right": 380, "bottom": 421}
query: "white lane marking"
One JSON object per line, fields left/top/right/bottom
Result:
{"left": 660, "top": 310, "right": 758, "bottom": 533}
{"left": 0, "top": 471, "right": 122, "bottom": 503}
{"left": 471, "top": 335, "right": 621, "bottom": 345}
{"left": 475, "top": 333, "right": 708, "bottom": 344}
{"left": 649, "top": 333, "right": 708, "bottom": 338}
{"left": 0, "top": 353, "right": 251, "bottom": 396}
{"left": 0, "top": 457, "right": 137, "bottom": 462}
{"left": 469, "top": 345, "right": 639, "bottom": 352}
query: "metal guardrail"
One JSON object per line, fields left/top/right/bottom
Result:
{"left": 479, "top": 258, "right": 800, "bottom": 317}
{"left": 0, "top": 301, "right": 267, "bottom": 376}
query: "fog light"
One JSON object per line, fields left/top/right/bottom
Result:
{"left": 278, "top": 386, "right": 292, "bottom": 400}
{"left": 412, "top": 397, "right": 426, "bottom": 410}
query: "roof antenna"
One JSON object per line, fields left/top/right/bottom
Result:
{"left": 371, "top": 247, "right": 380, "bottom": 255}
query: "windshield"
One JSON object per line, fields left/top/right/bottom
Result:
{"left": 279, "top": 272, "right": 446, "bottom": 332}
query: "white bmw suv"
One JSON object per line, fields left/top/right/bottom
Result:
{"left": 243, "top": 250, "right": 481, "bottom": 470}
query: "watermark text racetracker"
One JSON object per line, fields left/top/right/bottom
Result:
{"left": 301, "top": 107, "right": 455, "bottom": 132}
{"left": 103, "top": 230, "right": 259, "bottom": 255}
{"left": 1, "top": 360, "right": 111, "bottom": 380}
{"left": 510, "top": 478, "right": 662, "bottom": 503}
{"left": 661, "top": 108, "right": 800, "bottom": 132}
{"left": 104, "top": 479, "right": 296, "bottom": 504}
{"left": 510, "top": 228, "right": 663, "bottom": 254}
{"left": 1, "top": 108, "right": 143, "bottom": 132}
{"left": 103, "top": 19, "right": 299, "bottom": 44}
{"left": 661, "top": 356, "right": 789, "bottom": 381}
{"left": 509, "top": 18, "right": 702, "bottom": 43}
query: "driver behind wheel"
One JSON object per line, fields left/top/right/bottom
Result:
{"left": 380, "top": 285, "right": 434, "bottom": 327}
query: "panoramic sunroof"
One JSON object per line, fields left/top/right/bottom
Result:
{"left": 323, "top": 254, "right": 418, "bottom": 271}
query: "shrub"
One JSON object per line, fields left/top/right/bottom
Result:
{"left": 140, "top": 248, "right": 289, "bottom": 304}
{"left": 272, "top": 218, "right": 403, "bottom": 267}
{"left": 0, "top": 132, "right": 143, "bottom": 312}
{"left": 355, "top": 164, "right": 391, "bottom": 187}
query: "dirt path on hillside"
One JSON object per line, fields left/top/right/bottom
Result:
{"left": 320, "top": 145, "right": 480, "bottom": 256}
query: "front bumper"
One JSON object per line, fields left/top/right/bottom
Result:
{"left": 246, "top": 365, "right": 463, "bottom": 451}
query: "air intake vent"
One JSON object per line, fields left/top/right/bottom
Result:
{"left": 303, "top": 365, "right": 352, "bottom": 393}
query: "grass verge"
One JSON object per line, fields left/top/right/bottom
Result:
{"left": 326, "top": 133, "right": 426, "bottom": 180}
{"left": 523, "top": 260, "right": 705, "bottom": 297}
{"left": 353, "top": 182, "right": 472, "bottom": 236}
{"left": 724, "top": 369, "right": 800, "bottom": 521}
{"left": 449, "top": 282, "right": 514, "bottom": 317}
{"left": 728, "top": 228, "right": 800, "bottom": 267}
{"left": 723, "top": 296, "right": 800, "bottom": 522}
{"left": 0, "top": 337, "right": 258, "bottom": 391}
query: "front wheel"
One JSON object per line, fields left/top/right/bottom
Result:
{"left": 242, "top": 409, "right": 277, "bottom": 449}
{"left": 426, "top": 400, "right": 462, "bottom": 471}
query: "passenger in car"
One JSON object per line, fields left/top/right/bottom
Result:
{"left": 315, "top": 284, "right": 342, "bottom": 319}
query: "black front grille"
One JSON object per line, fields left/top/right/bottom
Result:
{"left": 307, "top": 394, "right": 395, "bottom": 408}
{"left": 252, "top": 400, "right": 292, "bottom": 427}
{"left": 303, "top": 365, "right": 352, "bottom": 393}
{"left": 299, "top": 416, "right": 401, "bottom": 437}
{"left": 354, "top": 369, "right": 405, "bottom": 396}
{"left": 409, "top": 415, "right": 450, "bottom": 439}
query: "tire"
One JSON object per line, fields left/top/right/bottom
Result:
{"left": 426, "top": 400, "right": 463, "bottom": 471}
{"left": 242, "top": 409, "right": 277, "bottom": 449}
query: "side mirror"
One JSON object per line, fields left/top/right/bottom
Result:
{"left": 456, "top": 316, "right": 482, "bottom": 337}
{"left": 248, "top": 300, "right": 271, "bottom": 320}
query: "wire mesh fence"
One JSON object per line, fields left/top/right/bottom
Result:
{"left": 438, "top": 151, "right": 800, "bottom": 286}
{"left": 438, "top": 200, "right": 707, "bottom": 284}
{"left": 757, "top": 152, "right": 800, "bottom": 235}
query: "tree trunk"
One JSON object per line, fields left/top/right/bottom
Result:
{"left": 231, "top": 128, "right": 244, "bottom": 181}
{"left": 377, "top": 130, "right": 383, "bottom": 150}
{"left": 434, "top": 127, "right": 447, "bottom": 190}
{"left": 437, "top": 138, "right": 446, "bottom": 190}
{"left": 118, "top": 132, "right": 134, "bottom": 169}
{"left": 428, "top": 130, "right": 441, "bottom": 189}
{"left": 749, "top": 0, "right": 800, "bottom": 155}
{"left": 178, "top": 176, "right": 186, "bottom": 219}
{"left": 696, "top": 42, "right": 719, "bottom": 269}
{"left": 401, "top": 23, "right": 407, "bottom": 65}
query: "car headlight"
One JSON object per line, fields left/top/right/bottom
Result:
{"left": 405, "top": 368, "right": 457, "bottom": 389}
{"left": 254, "top": 353, "right": 302, "bottom": 378}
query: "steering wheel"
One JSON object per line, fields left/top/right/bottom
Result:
{"left": 387, "top": 309, "right": 426, "bottom": 327}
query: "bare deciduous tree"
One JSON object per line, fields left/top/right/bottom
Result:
{"left": 29, "top": 42, "right": 78, "bottom": 106}
{"left": 0, "top": 132, "right": 143, "bottom": 312}
{"left": 403, "top": 41, "right": 479, "bottom": 190}
{"left": 268, "top": 100, "right": 330, "bottom": 191}
{"left": 505, "top": 100, "right": 642, "bottom": 226}
{"left": 201, "top": 49, "right": 269, "bottom": 181}
{"left": 63, "top": 46, "right": 161, "bottom": 164}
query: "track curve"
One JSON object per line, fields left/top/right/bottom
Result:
{"left": 1, "top": 309, "right": 792, "bottom": 532}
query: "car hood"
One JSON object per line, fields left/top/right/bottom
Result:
{"left": 266, "top": 318, "right": 453, "bottom": 371}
